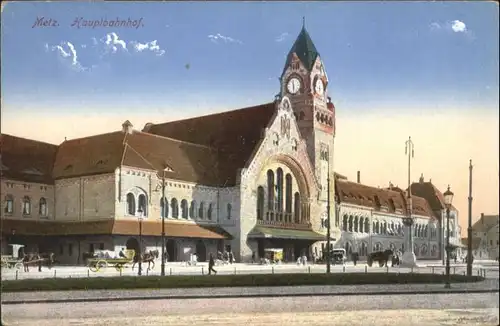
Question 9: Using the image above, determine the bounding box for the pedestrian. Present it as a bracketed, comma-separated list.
[229, 251, 234, 264]
[208, 253, 217, 275]
[251, 251, 256, 264]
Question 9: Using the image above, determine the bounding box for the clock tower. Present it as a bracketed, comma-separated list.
[280, 21, 336, 202]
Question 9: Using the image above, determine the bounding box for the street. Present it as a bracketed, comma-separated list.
[2, 260, 498, 281]
[2, 293, 499, 326]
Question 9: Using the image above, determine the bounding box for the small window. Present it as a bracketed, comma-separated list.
[227, 203, 232, 219]
[4, 195, 14, 214]
[22, 196, 31, 215]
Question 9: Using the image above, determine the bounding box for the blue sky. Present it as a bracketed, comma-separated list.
[2, 1, 499, 116]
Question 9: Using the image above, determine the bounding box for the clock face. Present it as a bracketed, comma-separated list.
[287, 77, 301, 94]
[315, 78, 324, 95]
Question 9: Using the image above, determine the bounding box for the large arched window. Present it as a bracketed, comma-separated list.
[126, 193, 135, 215]
[189, 201, 196, 219]
[364, 219, 370, 233]
[160, 197, 168, 218]
[359, 217, 364, 233]
[276, 168, 284, 212]
[348, 215, 353, 232]
[198, 202, 205, 219]
[138, 194, 147, 216]
[39, 197, 48, 217]
[22, 196, 31, 215]
[207, 203, 213, 220]
[257, 186, 264, 220]
[181, 199, 188, 219]
[293, 192, 301, 223]
[343, 215, 348, 231]
[285, 174, 292, 215]
[267, 170, 275, 211]
[171, 198, 179, 218]
[4, 195, 14, 214]
[353, 216, 358, 232]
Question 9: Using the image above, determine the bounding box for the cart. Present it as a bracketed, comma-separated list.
[87, 249, 135, 272]
[1, 244, 25, 270]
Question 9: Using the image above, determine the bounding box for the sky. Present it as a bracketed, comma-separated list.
[1, 1, 499, 234]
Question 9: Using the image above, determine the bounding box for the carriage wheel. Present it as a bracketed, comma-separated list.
[96, 260, 107, 271]
[14, 262, 23, 270]
[89, 262, 99, 273]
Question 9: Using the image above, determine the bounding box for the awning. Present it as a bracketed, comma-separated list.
[248, 225, 332, 241]
[1, 219, 232, 240]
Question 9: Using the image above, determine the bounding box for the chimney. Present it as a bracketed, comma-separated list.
[419, 173, 424, 183]
[357, 171, 360, 183]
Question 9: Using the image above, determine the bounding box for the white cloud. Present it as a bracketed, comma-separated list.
[208, 33, 243, 44]
[48, 41, 87, 72]
[429, 22, 441, 30]
[130, 40, 165, 56]
[101, 32, 127, 53]
[451, 20, 467, 33]
[275, 32, 289, 42]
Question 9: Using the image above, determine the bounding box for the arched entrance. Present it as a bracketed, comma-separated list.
[126, 238, 140, 257]
[166, 239, 176, 262]
[196, 241, 207, 262]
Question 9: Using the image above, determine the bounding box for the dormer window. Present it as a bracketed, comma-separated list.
[374, 195, 381, 209]
[388, 199, 396, 212]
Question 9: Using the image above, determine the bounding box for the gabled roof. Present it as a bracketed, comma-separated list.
[472, 214, 499, 233]
[52, 130, 222, 186]
[0, 134, 58, 184]
[143, 102, 277, 186]
[410, 179, 457, 213]
[335, 179, 434, 218]
[282, 26, 320, 76]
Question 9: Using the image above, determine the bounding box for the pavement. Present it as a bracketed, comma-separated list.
[2, 278, 498, 304]
[2, 260, 498, 281]
[2, 292, 499, 326]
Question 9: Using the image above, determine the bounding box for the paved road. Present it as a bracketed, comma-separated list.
[2, 261, 497, 280]
[3, 293, 499, 326]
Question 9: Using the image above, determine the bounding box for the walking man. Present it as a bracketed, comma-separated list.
[208, 253, 217, 275]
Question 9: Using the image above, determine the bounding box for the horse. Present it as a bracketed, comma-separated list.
[22, 252, 55, 272]
[132, 250, 159, 271]
[367, 249, 393, 267]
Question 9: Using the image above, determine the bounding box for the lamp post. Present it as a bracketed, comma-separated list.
[138, 209, 144, 276]
[443, 185, 454, 289]
[161, 170, 166, 277]
[326, 159, 331, 274]
[467, 160, 473, 276]
[401, 136, 417, 267]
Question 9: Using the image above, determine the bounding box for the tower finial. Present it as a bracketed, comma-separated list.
[302, 16, 305, 29]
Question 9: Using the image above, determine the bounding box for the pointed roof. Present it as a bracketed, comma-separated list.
[282, 23, 320, 76]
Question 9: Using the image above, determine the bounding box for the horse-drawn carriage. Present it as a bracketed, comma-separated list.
[1, 244, 24, 270]
[87, 249, 135, 272]
[367, 249, 400, 267]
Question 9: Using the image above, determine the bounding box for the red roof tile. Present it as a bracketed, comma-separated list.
[335, 179, 434, 218]
[1, 219, 232, 239]
[52, 130, 222, 185]
[410, 181, 457, 214]
[0, 134, 58, 184]
[143, 102, 277, 185]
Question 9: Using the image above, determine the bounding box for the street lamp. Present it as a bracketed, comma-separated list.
[137, 209, 144, 276]
[326, 159, 332, 274]
[401, 136, 417, 267]
[161, 170, 167, 277]
[443, 185, 454, 289]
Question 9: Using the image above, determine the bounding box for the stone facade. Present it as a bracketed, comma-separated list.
[336, 202, 441, 259]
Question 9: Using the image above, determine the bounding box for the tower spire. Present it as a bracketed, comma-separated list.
[302, 16, 305, 29]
